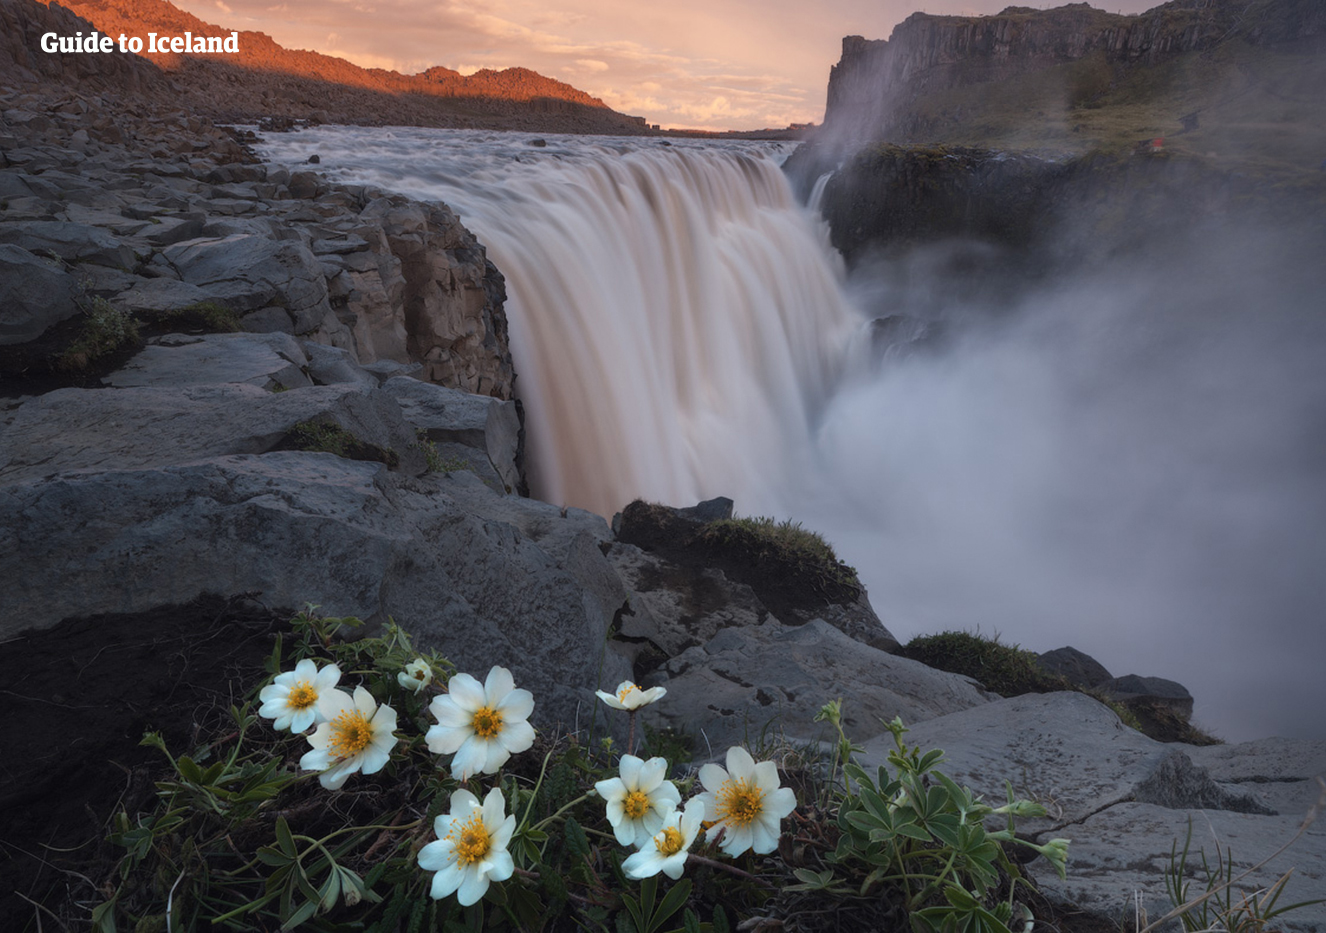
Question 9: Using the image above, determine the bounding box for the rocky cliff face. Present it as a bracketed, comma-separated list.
[823, 0, 1326, 143]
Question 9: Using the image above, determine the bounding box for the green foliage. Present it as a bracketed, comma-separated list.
[287, 421, 400, 467]
[58, 296, 140, 370]
[902, 631, 1070, 697]
[696, 515, 860, 602]
[829, 716, 1063, 933]
[136, 300, 242, 334]
[411, 431, 472, 474]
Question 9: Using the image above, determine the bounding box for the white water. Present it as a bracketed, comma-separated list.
[259, 128, 1326, 742]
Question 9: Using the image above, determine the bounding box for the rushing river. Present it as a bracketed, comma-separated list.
[259, 128, 1326, 743]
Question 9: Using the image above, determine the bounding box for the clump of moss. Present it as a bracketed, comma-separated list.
[410, 431, 471, 474]
[136, 300, 241, 334]
[285, 420, 399, 467]
[57, 298, 141, 371]
[900, 630, 1073, 697]
[694, 515, 861, 605]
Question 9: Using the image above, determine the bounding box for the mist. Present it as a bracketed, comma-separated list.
[794, 223, 1326, 741]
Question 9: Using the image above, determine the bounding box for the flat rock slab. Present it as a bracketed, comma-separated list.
[644, 617, 992, 754]
[1037, 802, 1326, 933]
[103, 332, 311, 389]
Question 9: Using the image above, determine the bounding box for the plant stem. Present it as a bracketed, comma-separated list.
[686, 854, 776, 889]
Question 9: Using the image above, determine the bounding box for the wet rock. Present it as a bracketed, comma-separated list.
[1037, 645, 1113, 689]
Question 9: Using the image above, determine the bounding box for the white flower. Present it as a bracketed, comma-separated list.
[418, 787, 516, 905]
[595, 680, 666, 711]
[398, 658, 433, 694]
[622, 798, 705, 880]
[593, 754, 682, 847]
[426, 666, 535, 781]
[298, 686, 398, 790]
[696, 746, 797, 857]
[258, 658, 343, 732]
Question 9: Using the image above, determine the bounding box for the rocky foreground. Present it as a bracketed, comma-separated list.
[2, 13, 1325, 933]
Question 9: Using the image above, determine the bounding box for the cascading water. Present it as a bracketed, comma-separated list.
[261, 129, 858, 517]
[259, 128, 1326, 742]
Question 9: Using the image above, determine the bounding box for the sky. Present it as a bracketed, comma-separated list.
[177, 0, 1161, 130]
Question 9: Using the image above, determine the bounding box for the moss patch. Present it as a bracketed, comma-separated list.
[901, 631, 1072, 697]
[135, 300, 242, 335]
[281, 420, 399, 468]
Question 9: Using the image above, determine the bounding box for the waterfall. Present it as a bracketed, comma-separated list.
[260, 130, 859, 516]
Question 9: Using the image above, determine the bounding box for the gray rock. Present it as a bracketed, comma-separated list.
[1105, 674, 1195, 719]
[361, 359, 423, 383]
[0, 219, 137, 268]
[1037, 646, 1113, 688]
[162, 234, 331, 330]
[1134, 750, 1275, 815]
[853, 693, 1326, 933]
[380, 375, 522, 494]
[111, 276, 212, 314]
[0, 243, 78, 344]
[0, 454, 630, 730]
[103, 332, 311, 390]
[644, 616, 991, 754]
[302, 341, 378, 390]
[0, 382, 426, 483]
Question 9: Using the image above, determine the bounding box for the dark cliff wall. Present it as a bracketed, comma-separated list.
[823, 0, 1326, 143]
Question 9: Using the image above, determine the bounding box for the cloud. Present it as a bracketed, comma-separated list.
[215, 0, 232, 11]
[573, 58, 609, 71]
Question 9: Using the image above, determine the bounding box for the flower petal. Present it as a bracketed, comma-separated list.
[429, 863, 463, 901]
[417, 839, 454, 872]
[447, 673, 485, 711]
[764, 786, 797, 820]
[749, 817, 779, 854]
[618, 754, 644, 789]
[595, 690, 626, 710]
[698, 762, 728, 794]
[483, 666, 516, 704]
[481, 738, 512, 775]
[487, 849, 514, 883]
[495, 687, 534, 721]
[456, 867, 490, 906]
[450, 735, 489, 781]
[725, 746, 756, 780]
[497, 718, 535, 754]
[636, 756, 667, 792]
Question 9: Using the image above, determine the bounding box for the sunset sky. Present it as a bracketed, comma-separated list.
[175, 0, 1159, 130]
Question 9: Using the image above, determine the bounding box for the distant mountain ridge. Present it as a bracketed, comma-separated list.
[30, 0, 649, 132]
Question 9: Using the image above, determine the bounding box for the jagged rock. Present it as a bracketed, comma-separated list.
[1134, 750, 1275, 815]
[102, 332, 312, 390]
[380, 375, 522, 494]
[162, 233, 334, 331]
[640, 617, 991, 754]
[1037, 646, 1113, 689]
[110, 276, 212, 313]
[1187, 738, 1326, 816]
[0, 243, 79, 344]
[302, 341, 379, 390]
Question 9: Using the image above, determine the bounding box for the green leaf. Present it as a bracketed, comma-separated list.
[565, 816, 591, 860]
[281, 897, 318, 931]
[652, 878, 692, 933]
[275, 817, 297, 857]
[683, 908, 703, 933]
[257, 846, 292, 867]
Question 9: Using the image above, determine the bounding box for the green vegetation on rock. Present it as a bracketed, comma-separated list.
[695, 515, 861, 604]
[286, 420, 399, 468]
[57, 297, 140, 371]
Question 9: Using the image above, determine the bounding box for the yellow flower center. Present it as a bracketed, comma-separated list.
[623, 790, 652, 819]
[716, 778, 765, 827]
[287, 680, 317, 710]
[655, 826, 685, 857]
[328, 709, 373, 759]
[617, 684, 639, 703]
[450, 813, 491, 865]
[471, 706, 502, 738]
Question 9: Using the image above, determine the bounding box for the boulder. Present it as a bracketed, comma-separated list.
[0, 455, 631, 732]
[1037, 646, 1113, 688]
[1104, 673, 1195, 719]
[0, 243, 79, 344]
[0, 382, 428, 484]
[162, 233, 332, 330]
[380, 375, 523, 494]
